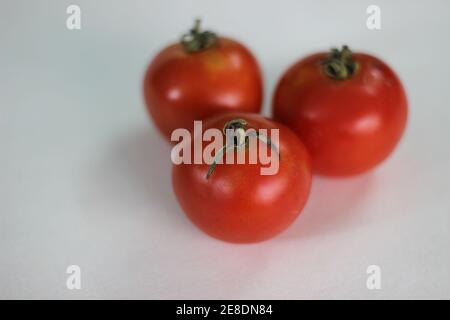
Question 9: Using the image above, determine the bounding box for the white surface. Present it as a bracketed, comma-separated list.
[1, 0, 450, 299]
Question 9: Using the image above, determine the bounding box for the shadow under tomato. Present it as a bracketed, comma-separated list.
[278, 173, 374, 241]
[82, 126, 197, 234]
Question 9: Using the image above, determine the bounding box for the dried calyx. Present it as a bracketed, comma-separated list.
[206, 119, 280, 180]
[181, 19, 217, 53]
[322, 45, 359, 80]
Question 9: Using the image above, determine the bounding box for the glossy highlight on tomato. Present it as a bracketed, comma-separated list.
[273, 46, 408, 176]
[144, 20, 263, 141]
[172, 113, 312, 243]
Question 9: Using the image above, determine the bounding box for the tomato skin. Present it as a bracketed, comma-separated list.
[172, 113, 311, 243]
[272, 52, 408, 176]
[143, 38, 263, 141]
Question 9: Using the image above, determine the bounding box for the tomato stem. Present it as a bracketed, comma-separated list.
[206, 119, 280, 180]
[181, 19, 217, 53]
[322, 45, 359, 80]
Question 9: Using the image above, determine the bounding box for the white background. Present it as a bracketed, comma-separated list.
[1, 0, 450, 299]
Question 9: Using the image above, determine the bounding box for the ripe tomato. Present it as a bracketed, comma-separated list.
[172, 113, 311, 243]
[273, 46, 408, 176]
[143, 20, 263, 141]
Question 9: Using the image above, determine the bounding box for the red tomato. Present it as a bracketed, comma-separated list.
[143, 20, 263, 141]
[172, 113, 311, 243]
[273, 46, 408, 176]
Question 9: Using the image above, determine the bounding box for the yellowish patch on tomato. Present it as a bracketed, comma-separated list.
[203, 51, 226, 73]
[294, 66, 314, 87]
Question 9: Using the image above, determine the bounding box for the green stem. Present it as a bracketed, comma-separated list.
[322, 45, 359, 80]
[206, 119, 280, 180]
[181, 19, 217, 53]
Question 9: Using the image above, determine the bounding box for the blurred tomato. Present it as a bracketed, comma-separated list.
[273, 46, 408, 176]
[144, 20, 263, 141]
